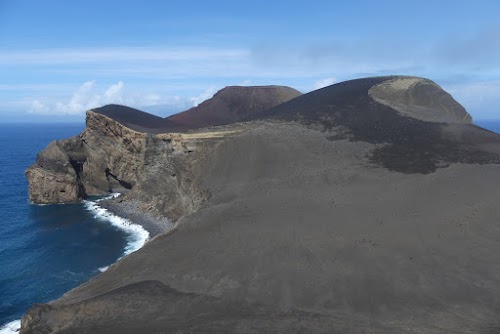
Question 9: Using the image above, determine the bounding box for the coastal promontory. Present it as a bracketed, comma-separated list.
[22, 76, 500, 333]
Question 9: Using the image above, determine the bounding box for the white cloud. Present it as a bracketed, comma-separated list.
[27, 81, 219, 116]
[312, 77, 337, 90]
[0, 45, 421, 81]
[28, 81, 133, 115]
[103, 81, 124, 103]
[0, 47, 249, 65]
[239, 79, 253, 86]
[190, 86, 218, 107]
[30, 100, 51, 114]
[4, 42, 500, 121]
[30, 81, 100, 115]
[444, 80, 500, 120]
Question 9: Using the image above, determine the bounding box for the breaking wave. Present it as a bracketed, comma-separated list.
[83, 194, 150, 258]
[0, 320, 20, 334]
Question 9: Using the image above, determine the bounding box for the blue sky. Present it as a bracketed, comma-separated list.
[0, 0, 499, 122]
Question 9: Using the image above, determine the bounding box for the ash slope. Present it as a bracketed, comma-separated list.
[22, 76, 500, 334]
[259, 76, 498, 173]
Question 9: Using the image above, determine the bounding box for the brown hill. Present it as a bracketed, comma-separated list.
[166, 85, 302, 128]
[92, 86, 302, 134]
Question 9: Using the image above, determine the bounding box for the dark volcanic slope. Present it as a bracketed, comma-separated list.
[94, 86, 301, 134]
[166, 85, 302, 128]
[259, 76, 500, 173]
[93, 104, 184, 134]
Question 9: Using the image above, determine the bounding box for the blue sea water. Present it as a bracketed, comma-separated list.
[475, 120, 500, 134]
[0, 120, 498, 332]
[0, 123, 149, 332]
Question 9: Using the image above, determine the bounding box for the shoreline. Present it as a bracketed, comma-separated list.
[1, 194, 173, 333]
[98, 197, 175, 238]
[0, 320, 20, 334]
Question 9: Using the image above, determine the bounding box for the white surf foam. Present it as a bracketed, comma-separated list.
[83, 194, 150, 266]
[0, 319, 20, 334]
[98, 266, 109, 272]
[1, 195, 148, 333]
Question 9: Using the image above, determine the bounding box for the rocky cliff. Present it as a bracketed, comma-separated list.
[22, 77, 500, 333]
[25, 85, 301, 217]
[25, 110, 245, 219]
[26, 112, 143, 203]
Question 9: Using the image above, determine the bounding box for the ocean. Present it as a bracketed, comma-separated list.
[0, 120, 499, 333]
[475, 120, 500, 134]
[0, 123, 149, 333]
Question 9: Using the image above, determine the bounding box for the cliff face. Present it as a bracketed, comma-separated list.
[26, 111, 144, 204]
[22, 77, 500, 333]
[25, 111, 234, 219]
[25, 137, 86, 203]
[25, 84, 301, 211]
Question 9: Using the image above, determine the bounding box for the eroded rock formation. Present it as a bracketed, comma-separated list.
[25, 85, 302, 218]
[25, 110, 242, 220]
